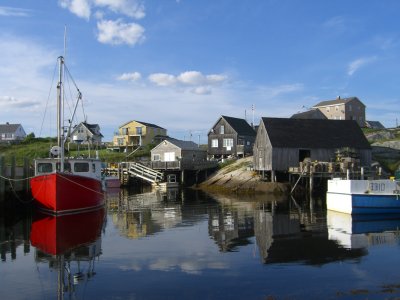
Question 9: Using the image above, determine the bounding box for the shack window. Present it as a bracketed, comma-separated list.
[153, 154, 161, 161]
[37, 163, 53, 173]
[74, 162, 89, 172]
[220, 125, 224, 134]
[223, 138, 233, 147]
[164, 152, 175, 162]
[211, 139, 218, 148]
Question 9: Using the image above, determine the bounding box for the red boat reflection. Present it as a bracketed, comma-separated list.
[30, 208, 105, 255]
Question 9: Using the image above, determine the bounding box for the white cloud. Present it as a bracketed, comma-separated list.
[0, 96, 39, 109]
[191, 86, 212, 95]
[59, 0, 145, 20]
[59, 0, 91, 20]
[148, 73, 177, 86]
[147, 71, 228, 95]
[177, 71, 205, 85]
[0, 6, 30, 17]
[347, 57, 376, 76]
[97, 19, 145, 45]
[117, 72, 141, 81]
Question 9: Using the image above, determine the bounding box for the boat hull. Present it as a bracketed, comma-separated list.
[327, 179, 400, 214]
[30, 172, 105, 215]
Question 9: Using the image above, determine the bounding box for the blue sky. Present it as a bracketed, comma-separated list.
[0, 0, 399, 143]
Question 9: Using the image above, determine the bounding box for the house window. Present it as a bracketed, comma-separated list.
[136, 127, 142, 135]
[153, 154, 161, 161]
[117, 138, 124, 146]
[122, 128, 128, 135]
[164, 152, 175, 162]
[246, 141, 250, 146]
[211, 139, 218, 148]
[223, 138, 233, 147]
[349, 105, 352, 111]
[220, 125, 224, 134]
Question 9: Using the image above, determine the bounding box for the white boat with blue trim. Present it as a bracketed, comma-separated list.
[327, 178, 400, 214]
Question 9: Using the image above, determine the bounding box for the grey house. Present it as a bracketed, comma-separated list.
[0, 123, 26, 143]
[151, 138, 207, 167]
[208, 116, 256, 159]
[253, 118, 371, 175]
[70, 122, 103, 146]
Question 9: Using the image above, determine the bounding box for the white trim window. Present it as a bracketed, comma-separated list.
[220, 125, 224, 134]
[211, 139, 218, 148]
[223, 138, 233, 148]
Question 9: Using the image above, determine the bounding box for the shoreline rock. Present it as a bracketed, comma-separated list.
[197, 157, 290, 195]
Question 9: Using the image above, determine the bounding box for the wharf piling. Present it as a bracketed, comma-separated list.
[0, 156, 31, 198]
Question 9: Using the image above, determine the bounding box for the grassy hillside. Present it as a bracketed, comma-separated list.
[0, 138, 153, 166]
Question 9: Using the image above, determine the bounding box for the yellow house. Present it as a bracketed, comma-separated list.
[112, 120, 167, 152]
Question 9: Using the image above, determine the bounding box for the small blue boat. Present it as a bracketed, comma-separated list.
[327, 178, 400, 214]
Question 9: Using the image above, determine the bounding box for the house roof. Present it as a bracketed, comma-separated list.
[120, 120, 165, 129]
[153, 138, 201, 151]
[261, 118, 371, 149]
[313, 96, 365, 108]
[0, 123, 21, 134]
[365, 121, 385, 129]
[72, 122, 104, 137]
[167, 138, 200, 150]
[291, 109, 327, 120]
[221, 116, 256, 136]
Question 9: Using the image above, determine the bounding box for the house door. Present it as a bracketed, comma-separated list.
[164, 152, 175, 162]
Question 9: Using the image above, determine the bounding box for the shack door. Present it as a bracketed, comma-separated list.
[299, 149, 311, 162]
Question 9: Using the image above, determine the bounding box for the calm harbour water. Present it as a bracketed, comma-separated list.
[2, 187, 400, 300]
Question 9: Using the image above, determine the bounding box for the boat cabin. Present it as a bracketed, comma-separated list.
[34, 158, 103, 181]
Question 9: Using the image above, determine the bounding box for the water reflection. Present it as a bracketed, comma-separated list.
[2, 189, 400, 298]
[327, 210, 400, 249]
[30, 209, 105, 299]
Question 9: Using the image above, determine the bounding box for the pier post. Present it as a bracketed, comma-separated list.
[24, 158, 30, 193]
[0, 156, 5, 196]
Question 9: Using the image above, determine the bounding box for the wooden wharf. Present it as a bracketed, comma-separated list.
[102, 160, 218, 187]
[288, 158, 382, 194]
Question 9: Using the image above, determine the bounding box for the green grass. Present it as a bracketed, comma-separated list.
[0, 138, 152, 166]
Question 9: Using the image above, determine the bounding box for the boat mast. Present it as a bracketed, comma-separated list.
[57, 56, 65, 171]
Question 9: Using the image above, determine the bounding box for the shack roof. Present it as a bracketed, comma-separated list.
[291, 109, 327, 120]
[221, 116, 256, 136]
[153, 138, 202, 151]
[261, 118, 371, 149]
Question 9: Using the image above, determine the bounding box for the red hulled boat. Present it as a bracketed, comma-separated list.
[30, 56, 104, 215]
